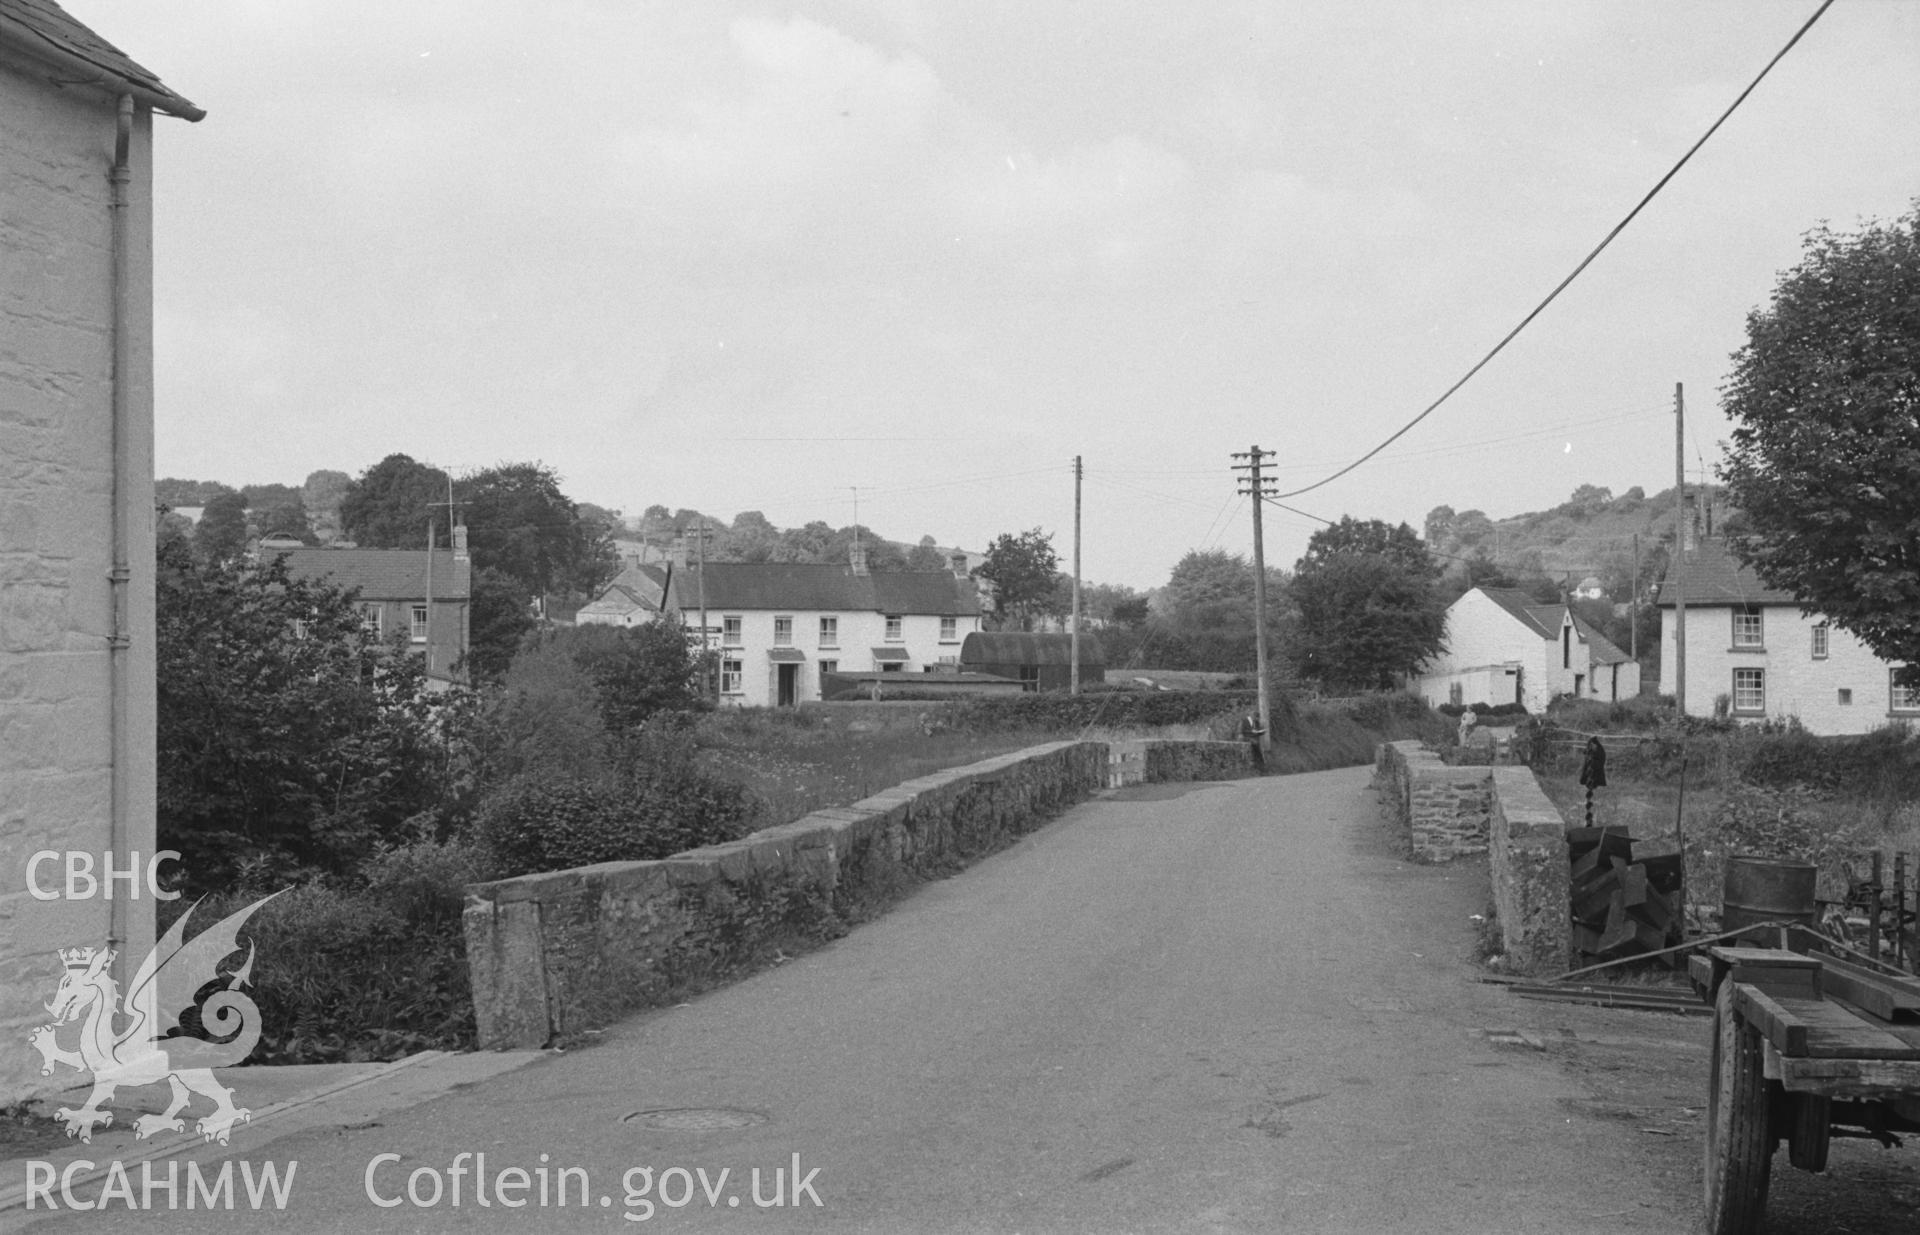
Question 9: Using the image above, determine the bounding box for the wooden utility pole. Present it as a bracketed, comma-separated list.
[1673, 383, 1687, 716]
[1230, 447, 1274, 753]
[1631, 532, 1641, 661]
[1071, 455, 1082, 696]
[697, 518, 713, 702]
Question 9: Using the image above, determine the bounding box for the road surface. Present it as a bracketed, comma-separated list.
[14, 766, 1716, 1233]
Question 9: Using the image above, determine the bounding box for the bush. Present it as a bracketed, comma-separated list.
[1692, 783, 1866, 907]
[161, 840, 490, 1064]
[474, 727, 757, 876]
[1436, 701, 1529, 720]
[954, 689, 1257, 733]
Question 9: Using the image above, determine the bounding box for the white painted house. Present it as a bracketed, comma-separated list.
[1412, 586, 1640, 713]
[580, 546, 983, 708]
[0, 0, 199, 1102]
[1657, 539, 1917, 734]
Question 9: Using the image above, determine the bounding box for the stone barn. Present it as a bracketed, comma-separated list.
[960, 632, 1105, 691]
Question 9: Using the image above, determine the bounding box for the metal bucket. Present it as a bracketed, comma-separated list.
[1722, 854, 1819, 935]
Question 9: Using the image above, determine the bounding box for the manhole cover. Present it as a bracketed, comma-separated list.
[620, 1107, 770, 1131]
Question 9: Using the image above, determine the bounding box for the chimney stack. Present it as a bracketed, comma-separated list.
[950, 550, 969, 579]
[670, 537, 689, 571]
[849, 542, 869, 577]
[452, 524, 469, 561]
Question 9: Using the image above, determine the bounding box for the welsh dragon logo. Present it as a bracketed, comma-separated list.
[28, 890, 284, 1145]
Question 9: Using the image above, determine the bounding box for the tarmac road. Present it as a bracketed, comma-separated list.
[11, 766, 1708, 1234]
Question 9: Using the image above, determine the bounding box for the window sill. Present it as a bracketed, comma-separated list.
[1728, 646, 1767, 654]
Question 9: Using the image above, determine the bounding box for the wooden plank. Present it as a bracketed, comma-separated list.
[1773, 995, 1914, 1059]
[1735, 984, 1809, 1056]
[1773, 1053, 1920, 1098]
[1688, 953, 1718, 994]
[1635, 851, 1684, 894]
[1817, 958, 1920, 1024]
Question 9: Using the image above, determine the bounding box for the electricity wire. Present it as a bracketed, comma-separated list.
[1275, 0, 1836, 501]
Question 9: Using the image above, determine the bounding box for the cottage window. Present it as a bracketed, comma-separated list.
[410, 605, 429, 642]
[1839, 688, 1854, 706]
[818, 616, 838, 648]
[721, 659, 743, 694]
[1811, 622, 1829, 659]
[818, 659, 837, 685]
[939, 616, 957, 642]
[361, 603, 382, 637]
[1732, 606, 1763, 649]
[1893, 671, 1920, 715]
[885, 615, 904, 642]
[773, 616, 793, 646]
[1732, 667, 1765, 714]
[722, 616, 743, 647]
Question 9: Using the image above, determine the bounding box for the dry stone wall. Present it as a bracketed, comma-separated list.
[1374, 741, 1571, 974]
[465, 741, 1108, 1048]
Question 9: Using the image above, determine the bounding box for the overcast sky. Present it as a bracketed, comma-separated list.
[79, 0, 1920, 589]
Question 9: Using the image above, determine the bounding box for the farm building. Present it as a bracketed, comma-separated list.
[960, 631, 1105, 691]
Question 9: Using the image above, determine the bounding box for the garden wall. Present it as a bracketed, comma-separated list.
[465, 741, 1108, 1048]
[1374, 741, 1571, 974]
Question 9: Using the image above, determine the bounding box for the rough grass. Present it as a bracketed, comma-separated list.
[693, 692, 1452, 830]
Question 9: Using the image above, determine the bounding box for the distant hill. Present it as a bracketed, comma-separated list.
[1424, 483, 1729, 602]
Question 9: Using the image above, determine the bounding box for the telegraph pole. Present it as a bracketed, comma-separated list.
[1673, 383, 1687, 716]
[697, 518, 713, 702]
[1071, 455, 1083, 696]
[1631, 532, 1641, 661]
[1230, 447, 1275, 752]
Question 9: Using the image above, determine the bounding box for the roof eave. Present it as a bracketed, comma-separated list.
[0, 12, 203, 120]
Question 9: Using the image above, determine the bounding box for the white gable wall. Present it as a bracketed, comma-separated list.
[1412, 590, 1538, 710]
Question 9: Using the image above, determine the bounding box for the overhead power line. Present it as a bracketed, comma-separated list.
[1276, 0, 1836, 501]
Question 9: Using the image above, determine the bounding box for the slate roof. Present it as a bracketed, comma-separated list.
[1574, 616, 1634, 666]
[1478, 587, 1561, 640]
[277, 548, 472, 601]
[960, 631, 1106, 666]
[579, 562, 668, 617]
[1653, 539, 1797, 608]
[0, 0, 202, 119]
[673, 564, 978, 616]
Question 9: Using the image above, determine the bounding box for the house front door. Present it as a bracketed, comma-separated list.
[777, 663, 798, 707]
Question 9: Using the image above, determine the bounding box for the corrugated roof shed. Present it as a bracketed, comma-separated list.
[277, 548, 471, 601]
[675, 564, 978, 616]
[960, 631, 1105, 666]
[1653, 539, 1796, 607]
[0, 0, 202, 118]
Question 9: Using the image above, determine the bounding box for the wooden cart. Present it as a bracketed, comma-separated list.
[1689, 932, 1920, 1235]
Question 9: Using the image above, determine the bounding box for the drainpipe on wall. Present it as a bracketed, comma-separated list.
[107, 95, 134, 970]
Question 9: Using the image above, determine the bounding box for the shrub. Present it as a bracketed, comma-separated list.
[161, 842, 489, 1064]
[1437, 701, 1529, 719]
[473, 729, 757, 877]
[1692, 783, 1865, 907]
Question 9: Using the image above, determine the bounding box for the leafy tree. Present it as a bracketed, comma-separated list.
[824, 525, 907, 572]
[1422, 505, 1456, 546]
[1719, 204, 1920, 686]
[340, 454, 450, 548]
[301, 469, 353, 514]
[905, 536, 946, 572]
[1297, 516, 1438, 579]
[554, 621, 707, 736]
[241, 482, 301, 509]
[1290, 552, 1446, 692]
[156, 478, 235, 508]
[194, 491, 250, 565]
[254, 499, 314, 543]
[772, 521, 834, 563]
[1156, 548, 1289, 672]
[458, 462, 614, 599]
[465, 566, 537, 681]
[973, 528, 1061, 630]
[156, 545, 457, 891]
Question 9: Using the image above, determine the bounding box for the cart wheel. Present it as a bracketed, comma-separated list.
[1703, 983, 1775, 1235]
[1787, 1094, 1831, 1172]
